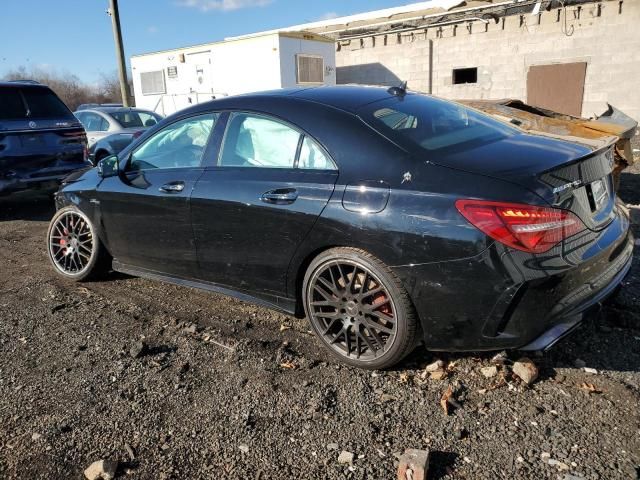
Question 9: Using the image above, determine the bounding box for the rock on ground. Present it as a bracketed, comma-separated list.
[512, 357, 539, 385]
[337, 450, 354, 465]
[83, 460, 118, 480]
[397, 448, 429, 480]
[480, 365, 498, 378]
[425, 359, 444, 372]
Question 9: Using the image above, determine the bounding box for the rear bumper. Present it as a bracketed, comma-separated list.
[393, 203, 634, 351]
[0, 164, 89, 195]
[519, 250, 631, 351]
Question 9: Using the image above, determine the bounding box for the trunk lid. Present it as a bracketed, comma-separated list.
[0, 125, 88, 178]
[433, 132, 617, 231]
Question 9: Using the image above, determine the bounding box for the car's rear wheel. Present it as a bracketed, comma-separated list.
[46, 206, 110, 281]
[303, 248, 417, 369]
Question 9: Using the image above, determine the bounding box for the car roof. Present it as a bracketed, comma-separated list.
[246, 85, 405, 113]
[179, 85, 409, 118]
[0, 81, 49, 89]
[75, 107, 156, 114]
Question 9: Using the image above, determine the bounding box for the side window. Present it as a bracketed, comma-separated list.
[75, 112, 87, 128]
[99, 116, 110, 132]
[129, 113, 217, 171]
[84, 113, 108, 132]
[220, 113, 300, 168]
[298, 136, 336, 170]
[138, 112, 159, 127]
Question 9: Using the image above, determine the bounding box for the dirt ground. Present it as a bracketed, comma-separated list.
[1, 140, 639, 479]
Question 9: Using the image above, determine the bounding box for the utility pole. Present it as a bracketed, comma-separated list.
[108, 0, 130, 106]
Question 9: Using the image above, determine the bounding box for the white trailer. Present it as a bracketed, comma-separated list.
[130, 31, 336, 116]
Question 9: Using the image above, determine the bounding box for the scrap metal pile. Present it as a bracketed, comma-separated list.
[465, 99, 638, 187]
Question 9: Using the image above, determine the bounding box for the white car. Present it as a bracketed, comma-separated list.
[74, 107, 163, 147]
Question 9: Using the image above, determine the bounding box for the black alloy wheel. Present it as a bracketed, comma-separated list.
[304, 248, 417, 369]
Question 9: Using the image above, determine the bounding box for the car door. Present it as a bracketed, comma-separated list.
[97, 112, 219, 277]
[191, 111, 338, 297]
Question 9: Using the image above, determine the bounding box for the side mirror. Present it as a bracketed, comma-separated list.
[97, 155, 119, 178]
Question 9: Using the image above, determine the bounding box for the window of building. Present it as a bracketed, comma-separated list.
[452, 67, 478, 85]
[140, 70, 166, 95]
[296, 55, 324, 84]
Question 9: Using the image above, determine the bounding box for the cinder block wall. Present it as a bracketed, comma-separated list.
[335, 1, 640, 121]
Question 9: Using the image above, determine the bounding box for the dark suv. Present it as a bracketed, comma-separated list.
[0, 81, 90, 196]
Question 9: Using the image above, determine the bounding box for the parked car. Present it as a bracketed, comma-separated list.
[76, 103, 123, 111]
[47, 86, 633, 369]
[73, 107, 162, 150]
[0, 81, 89, 197]
[89, 130, 146, 165]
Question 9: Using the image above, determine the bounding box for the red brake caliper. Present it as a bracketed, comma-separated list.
[60, 228, 69, 253]
[372, 293, 392, 317]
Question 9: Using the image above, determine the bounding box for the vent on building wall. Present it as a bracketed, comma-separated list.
[296, 54, 324, 84]
[140, 70, 166, 95]
[452, 67, 478, 85]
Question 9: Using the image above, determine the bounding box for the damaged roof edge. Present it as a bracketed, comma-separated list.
[299, 0, 619, 39]
[225, 0, 466, 41]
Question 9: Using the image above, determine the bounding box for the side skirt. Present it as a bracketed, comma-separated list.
[112, 260, 298, 317]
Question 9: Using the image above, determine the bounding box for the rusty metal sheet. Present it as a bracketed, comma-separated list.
[459, 99, 638, 187]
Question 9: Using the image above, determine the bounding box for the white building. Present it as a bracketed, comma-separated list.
[131, 31, 336, 116]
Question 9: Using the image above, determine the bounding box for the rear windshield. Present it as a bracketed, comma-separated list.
[0, 87, 28, 119]
[361, 94, 517, 153]
[110, 110, 161, 128]
[0, 86, 72, 120]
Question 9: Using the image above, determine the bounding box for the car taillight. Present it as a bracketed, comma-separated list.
[455, 199, 585, 253]
[132, 130, 144, 140]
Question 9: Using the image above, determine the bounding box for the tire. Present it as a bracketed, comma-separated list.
[46, 206, 111, 282]
[303, 247, 418, 369]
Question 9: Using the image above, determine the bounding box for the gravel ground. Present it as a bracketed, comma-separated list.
[0, 137, 639, 479]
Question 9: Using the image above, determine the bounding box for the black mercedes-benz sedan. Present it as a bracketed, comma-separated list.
[46, 86, 633, 369]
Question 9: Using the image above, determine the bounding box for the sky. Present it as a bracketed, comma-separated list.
[2, 0, 421, 84]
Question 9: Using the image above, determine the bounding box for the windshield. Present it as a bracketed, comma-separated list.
[110, 110, 161, 128]
[361, 94, 517, 154]
[0, 86, 72, 120]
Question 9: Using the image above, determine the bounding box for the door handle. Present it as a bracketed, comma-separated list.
[159, 181, 185, 193]
[260, 188, 298, 205]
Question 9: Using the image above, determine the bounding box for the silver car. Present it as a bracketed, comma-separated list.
[74, 107, 162, 147]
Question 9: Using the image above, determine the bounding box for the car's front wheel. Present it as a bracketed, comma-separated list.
[46, 206, 110, 281]
[303, 247, 418, 369]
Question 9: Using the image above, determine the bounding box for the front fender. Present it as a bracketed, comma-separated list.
[54, 168, 113, 257]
